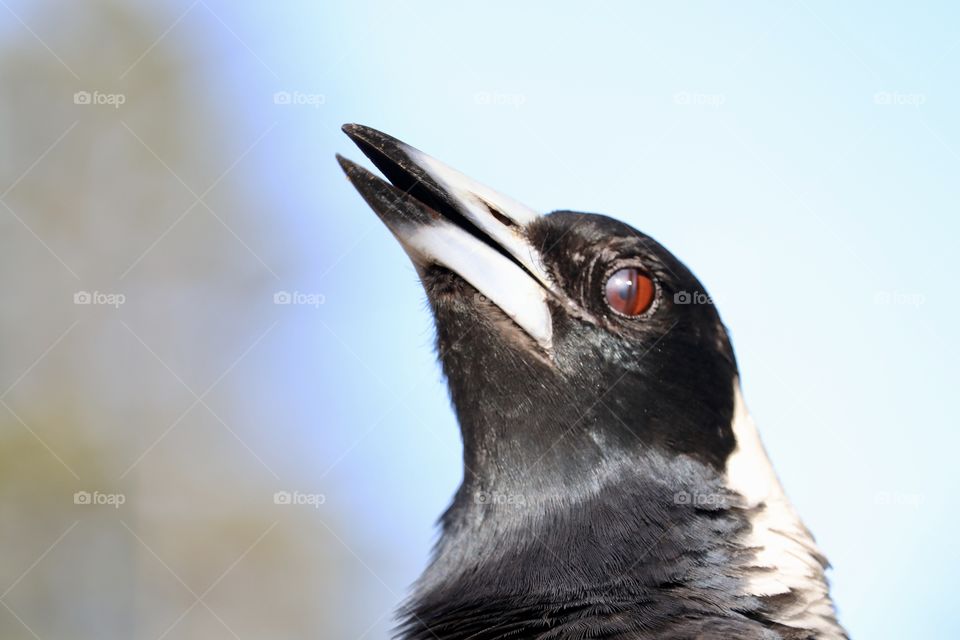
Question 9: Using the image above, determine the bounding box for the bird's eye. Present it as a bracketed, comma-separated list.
[604, 268, 655, 316]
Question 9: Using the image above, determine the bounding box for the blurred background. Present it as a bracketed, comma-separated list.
[0, 1, 956, 638]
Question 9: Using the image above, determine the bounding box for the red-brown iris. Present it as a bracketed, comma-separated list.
[604, 268, 655, 316]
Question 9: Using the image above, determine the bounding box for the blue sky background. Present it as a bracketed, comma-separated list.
[3, 1, 958, 638]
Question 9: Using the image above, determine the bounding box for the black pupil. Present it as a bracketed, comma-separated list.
[614, 271, 635, 302]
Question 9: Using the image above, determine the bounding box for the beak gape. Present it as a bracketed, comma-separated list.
[338, 124, 555, 350]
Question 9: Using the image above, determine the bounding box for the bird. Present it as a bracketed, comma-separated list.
[336, 124, 847, 640]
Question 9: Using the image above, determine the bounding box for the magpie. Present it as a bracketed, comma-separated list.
[337, 124, 846, 640]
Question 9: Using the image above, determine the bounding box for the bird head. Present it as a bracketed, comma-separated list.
[337, 124, 738, 491]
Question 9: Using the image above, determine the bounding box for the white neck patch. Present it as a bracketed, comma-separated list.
[725, 382, 846, 639]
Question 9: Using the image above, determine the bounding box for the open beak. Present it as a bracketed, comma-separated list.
[337, 124, 554, 350]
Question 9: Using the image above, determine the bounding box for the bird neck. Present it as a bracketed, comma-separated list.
[398, 385, 846, 639]
[722, 384, 847, 639]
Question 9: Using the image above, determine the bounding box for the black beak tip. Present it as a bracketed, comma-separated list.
[340, 123, 411, 157]
[341, 122, 380, 147]
[335, 154, 371, 187]
[335, 153, 382, 193]
[335, 152, 355, 174]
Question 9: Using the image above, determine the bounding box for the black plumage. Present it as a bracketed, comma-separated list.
[337, 125, 846, 640]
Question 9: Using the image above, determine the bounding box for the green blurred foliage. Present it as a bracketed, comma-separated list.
[0, 2, 347, 638]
